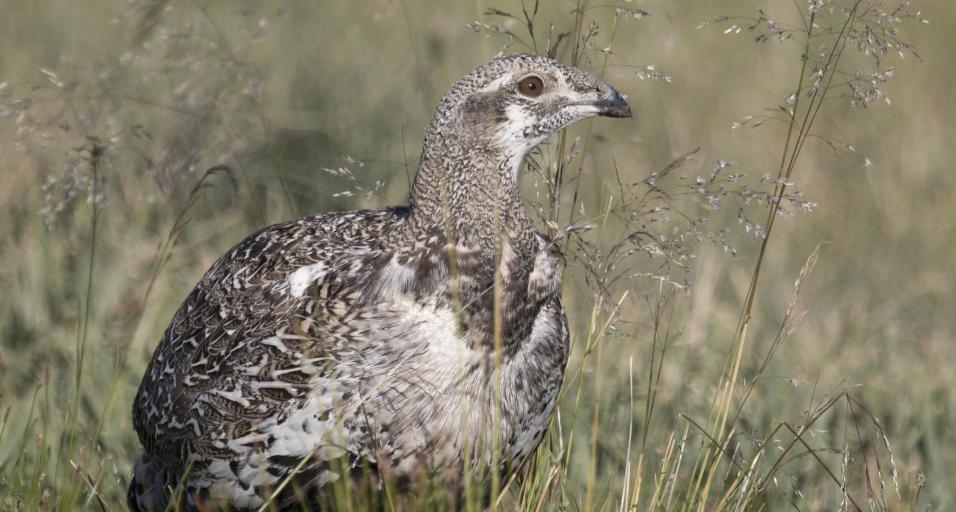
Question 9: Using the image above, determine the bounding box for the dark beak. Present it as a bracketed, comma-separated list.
[595, 85, 632, 118]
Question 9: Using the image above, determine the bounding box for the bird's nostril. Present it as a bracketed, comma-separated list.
[574, 84, 603, 95]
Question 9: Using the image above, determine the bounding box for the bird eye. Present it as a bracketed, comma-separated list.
[517, 75, 545, 97]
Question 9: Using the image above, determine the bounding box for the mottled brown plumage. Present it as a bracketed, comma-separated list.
[129, 53, 631, 511]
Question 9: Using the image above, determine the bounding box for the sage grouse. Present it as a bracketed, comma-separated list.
[129, 53, 631, 510]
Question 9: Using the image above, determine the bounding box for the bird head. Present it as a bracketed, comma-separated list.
[432, 53, 632, 161]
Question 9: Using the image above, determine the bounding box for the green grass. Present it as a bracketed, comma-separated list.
[1, 0, 953, 510]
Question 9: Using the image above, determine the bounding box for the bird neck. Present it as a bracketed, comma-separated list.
[408, 131, 538, 259]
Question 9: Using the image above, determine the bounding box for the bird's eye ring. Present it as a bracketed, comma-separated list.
[517, 75, 545, 97]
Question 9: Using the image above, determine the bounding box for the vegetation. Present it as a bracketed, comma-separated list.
[0, 0, 948, 510]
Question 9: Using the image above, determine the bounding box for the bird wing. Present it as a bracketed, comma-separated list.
[131, 207, 409, 463]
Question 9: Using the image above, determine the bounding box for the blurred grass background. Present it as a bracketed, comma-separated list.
[1, 0, 953, 509]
